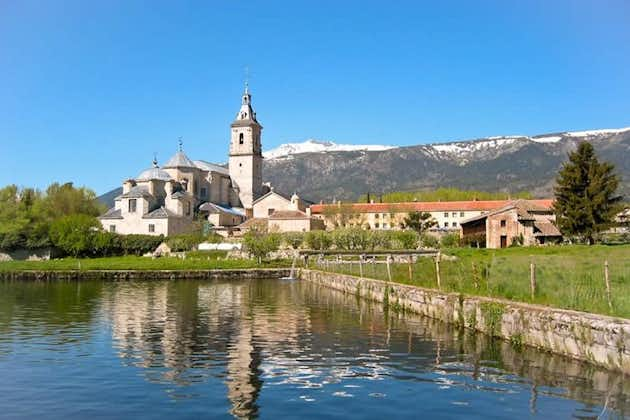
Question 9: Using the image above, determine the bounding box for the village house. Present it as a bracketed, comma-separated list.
[459, 199, 561, 248]
[234, 190, 325, 234]
[309, 199, 554, 233]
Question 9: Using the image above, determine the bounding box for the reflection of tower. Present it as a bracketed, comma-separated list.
[226, 316, 263, 418]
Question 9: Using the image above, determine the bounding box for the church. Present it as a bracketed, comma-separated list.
[98, 85, 320, 236]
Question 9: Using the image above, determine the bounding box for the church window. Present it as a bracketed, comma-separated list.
[500, 219, 506, 228]
[239, 133, 244, 145]
[268, 208, 275, 216]
[109, 225, 116, 233]
[148, 224, 155, 233]
[128, 199, 137, 213]
[186, 202, 191, 216]
[200, 187, 207, 197]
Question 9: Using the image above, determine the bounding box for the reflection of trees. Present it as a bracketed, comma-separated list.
[0, 280, 102, 347]
[100, 278, 630, 418]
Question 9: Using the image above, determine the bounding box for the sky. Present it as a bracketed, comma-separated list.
[1, 0, 629, 195]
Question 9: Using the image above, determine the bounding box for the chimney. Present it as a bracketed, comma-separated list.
[123, 179, 136, 194]
[306, 207, 312, 217]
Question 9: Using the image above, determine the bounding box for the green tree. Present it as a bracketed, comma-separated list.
[282, 232, 305, 249]
[49, 214, 101, 257]
[402, 211, 437, 235]
[304, 231, 332, 250]
[242, 229, 281, 262]
[554, 142, 623, 244]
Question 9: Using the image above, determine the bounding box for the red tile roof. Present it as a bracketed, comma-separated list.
[310, 199, 553, 214]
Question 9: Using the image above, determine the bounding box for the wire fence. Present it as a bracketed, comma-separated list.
[307, 250, 630, 318]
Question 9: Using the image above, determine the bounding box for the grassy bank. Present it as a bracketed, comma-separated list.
[310, 245, 630, 318]
[0, 252, 290, 271]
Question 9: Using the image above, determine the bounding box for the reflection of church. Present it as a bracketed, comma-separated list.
[103, 280, 311, 417]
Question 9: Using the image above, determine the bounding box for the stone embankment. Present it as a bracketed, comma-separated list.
[0, 268, 291, 281]
[300, 269, 630, 374]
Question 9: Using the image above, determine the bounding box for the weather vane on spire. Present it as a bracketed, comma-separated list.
[178, 137, 183, 152]
[244, 65, 249, 94]
[152, 152, 158, 167]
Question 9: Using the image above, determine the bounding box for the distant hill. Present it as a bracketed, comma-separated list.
[97, 127, 630, 208]
[97, 187, 122, 209]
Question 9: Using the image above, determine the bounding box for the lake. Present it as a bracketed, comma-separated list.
[0, 278, 628, 419]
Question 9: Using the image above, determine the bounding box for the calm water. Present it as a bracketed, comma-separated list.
[0, 278, 628, 419]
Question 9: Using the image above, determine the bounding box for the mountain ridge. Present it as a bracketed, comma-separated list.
[98, 126, 630, 207]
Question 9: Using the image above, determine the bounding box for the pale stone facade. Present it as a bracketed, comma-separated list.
[236, 191, 323, 233]
[99, 86, 266, 236]
[310, 200, 554, 233]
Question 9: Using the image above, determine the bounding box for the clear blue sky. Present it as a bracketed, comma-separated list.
[1, 0, 629, 194]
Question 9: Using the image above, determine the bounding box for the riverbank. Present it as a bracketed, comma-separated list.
[309, 244, 630, 318]
[0, 253, 290, 272]
[300, 269, 630, 374]
[0, 268, 291, 281]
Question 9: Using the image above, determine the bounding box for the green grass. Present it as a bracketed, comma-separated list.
[311, 244, 630, 319]
[0, 254, 290, 271]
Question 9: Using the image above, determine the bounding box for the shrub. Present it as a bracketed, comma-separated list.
[120, 234, 164, 256]
[461, 233, 486, 248]
[92, 231, 122, 256]
[420, 233, 439, 249]
[242, 229, 281, 261]
[282, 232, 305, 249]
[332, 228, 370, 250]
[391, 230, 419, 249]
[166, 233, 205, 252]
[49, 214, 101, 257]
[367, 230, 392, 250]
[304, 231, 332, 250]
[440, 233, 460, 248]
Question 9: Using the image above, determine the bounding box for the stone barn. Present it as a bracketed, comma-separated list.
[460, 200, 561, 248]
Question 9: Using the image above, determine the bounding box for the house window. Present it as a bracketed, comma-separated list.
[444, 222, 449, 227]
[128, 199, 137, 213]
[452, 222, 457, 227]
[460, 212, 465, 217]
[500, 220, 506, 228]
[239, 133, 244, 144]
[374, 214, 379, 219]
[444, 212, 449, 217]
[383, 223, 388, 229]
[148, 224, 155, 233]
[452, 212, 457, 217]
[200, 187, 207, 197]
[375, 222, 379, 228]
[268, 208, 275, 216]
[109, 225, 116, 233]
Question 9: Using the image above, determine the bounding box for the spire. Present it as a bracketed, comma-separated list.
[244, 66, 249, 95]
[178, 137, 183, 152]
[152, 153, 158, 168]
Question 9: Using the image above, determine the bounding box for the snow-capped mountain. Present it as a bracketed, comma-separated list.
[263, 139, 396, 159]
[263, 126, 630, 201]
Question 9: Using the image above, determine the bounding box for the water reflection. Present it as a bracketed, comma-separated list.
[0, 278, 629, 419]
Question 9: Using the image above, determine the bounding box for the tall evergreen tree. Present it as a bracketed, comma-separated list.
[553, 142, 622, 244]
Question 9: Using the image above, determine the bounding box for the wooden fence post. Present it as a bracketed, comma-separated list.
[435, 251, 441, 289]
[408, 255, 413, 281]
[530, 262, 536, 300]
[386, 255, 392, 282]
[605, 260, 612, 309]
[359, 255, 364, 279]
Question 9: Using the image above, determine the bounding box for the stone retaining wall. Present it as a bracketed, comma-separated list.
[0, 268, 291, 282]
[300, 269, 630, 375]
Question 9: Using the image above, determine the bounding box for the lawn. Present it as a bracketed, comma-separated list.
[0, 251, 290, 272]
[310, 244, 630, 319]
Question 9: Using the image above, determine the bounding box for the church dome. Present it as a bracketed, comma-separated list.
[163, 139, 196, 169]
[136, 158, 172, 181]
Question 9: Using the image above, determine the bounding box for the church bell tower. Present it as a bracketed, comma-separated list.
[228, 83, 263, 213]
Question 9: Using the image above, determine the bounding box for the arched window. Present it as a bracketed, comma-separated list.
[239, 133, 244, 145]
